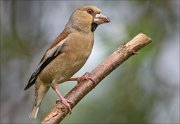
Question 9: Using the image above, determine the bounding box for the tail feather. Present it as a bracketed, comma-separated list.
[29, 80, 49, 119]
[29, 106, 39, 119]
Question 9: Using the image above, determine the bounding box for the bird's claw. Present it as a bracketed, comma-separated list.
[76, 72, 95, 84]
[68, 72, 95, 84]
[56, 98, 72, 114]
[84, 72, 96, 84]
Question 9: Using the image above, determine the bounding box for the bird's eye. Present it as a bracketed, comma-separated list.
[87, 9, 93, 14]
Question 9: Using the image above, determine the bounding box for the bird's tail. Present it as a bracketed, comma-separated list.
[29, 82, 49, 119]
[29, 106, 40, 119]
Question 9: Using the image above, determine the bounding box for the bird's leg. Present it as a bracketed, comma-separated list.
[68, 72, 95, 84]
[52, 85, 72, 113]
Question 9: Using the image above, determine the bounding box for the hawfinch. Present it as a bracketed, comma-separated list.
[24, 6, 110, 119]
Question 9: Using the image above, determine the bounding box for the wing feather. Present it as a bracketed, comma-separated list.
[24, 30, 70, 90]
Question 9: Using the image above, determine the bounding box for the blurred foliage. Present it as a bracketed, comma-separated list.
[0, 0, 179, 123]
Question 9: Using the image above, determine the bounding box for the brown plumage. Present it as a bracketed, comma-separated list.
[24, 6, 110, 119]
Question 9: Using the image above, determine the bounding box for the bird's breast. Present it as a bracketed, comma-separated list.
[39, 32, 94, 85]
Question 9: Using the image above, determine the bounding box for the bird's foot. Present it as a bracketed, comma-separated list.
[69, 72, 95, 84]
[56, 98, 72, 114]
[52, 85, 72, 114]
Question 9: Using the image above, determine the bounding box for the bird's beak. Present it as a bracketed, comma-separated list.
[93, 13, 110, 25]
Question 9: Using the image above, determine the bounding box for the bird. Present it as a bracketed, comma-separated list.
[24, 5, 110, 119]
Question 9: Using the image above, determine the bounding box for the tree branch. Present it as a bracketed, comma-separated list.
[41, 33, 152, 124]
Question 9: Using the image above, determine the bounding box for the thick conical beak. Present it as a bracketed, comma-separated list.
[93, 13, 110, 25]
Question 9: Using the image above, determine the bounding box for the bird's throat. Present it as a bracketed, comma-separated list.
[91, 23, 98, 32]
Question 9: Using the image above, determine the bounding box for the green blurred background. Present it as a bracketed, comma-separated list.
[0, 0, 179, 123]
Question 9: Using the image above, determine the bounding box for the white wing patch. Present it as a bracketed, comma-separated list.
[39, 38, 66, 66]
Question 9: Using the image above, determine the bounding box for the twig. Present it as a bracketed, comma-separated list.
[41, 33, 152, 124]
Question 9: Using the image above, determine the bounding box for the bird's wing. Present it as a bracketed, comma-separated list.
[24, 30, 70, 90]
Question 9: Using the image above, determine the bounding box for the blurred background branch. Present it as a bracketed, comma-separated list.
[0, 0, 179, 123]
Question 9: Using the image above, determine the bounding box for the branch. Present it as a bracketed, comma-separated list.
[41, 33, 152, 124]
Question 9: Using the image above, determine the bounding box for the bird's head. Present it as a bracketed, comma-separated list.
[67, 6, 110, 32]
